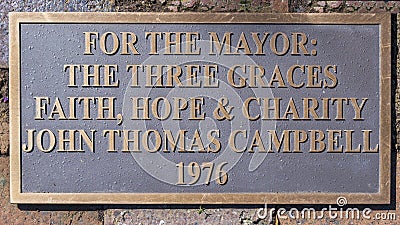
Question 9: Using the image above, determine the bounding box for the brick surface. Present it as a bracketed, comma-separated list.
[292, 0, 400, 13]
[271, 0, 289, 12]
[0, 69, 8, 155]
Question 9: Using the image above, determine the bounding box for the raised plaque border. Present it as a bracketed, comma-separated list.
[9, 12, 391, 204]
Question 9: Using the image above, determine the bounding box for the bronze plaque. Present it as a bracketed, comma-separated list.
[9, 13, 391, 204]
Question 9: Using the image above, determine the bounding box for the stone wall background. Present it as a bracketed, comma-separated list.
[0, 1, 399, 224]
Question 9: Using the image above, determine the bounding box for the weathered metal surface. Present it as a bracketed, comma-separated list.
[9, 12, 391, 204]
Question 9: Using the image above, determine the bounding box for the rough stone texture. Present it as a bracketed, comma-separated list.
[290, 0, 400, 13]
[1, 0, 400, 224]
[103, 208, 272, 225]
[0, 69, 8, 155]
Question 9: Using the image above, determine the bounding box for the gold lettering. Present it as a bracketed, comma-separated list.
[103, 65, 119, 87]
[57, 130, 79, 152]
[251, 32, 269, 55]
[189, 97, 205, 120]
[209, 32, 233, 55]
[249, 130, 266, 153]
[103, 129, 120, 152]
[185, 32, 200, 55]
[166, 65, 183, 87]
[37, 129, 56, 152]
[293, 130, 307, 152]
[287, 65, 305, 88]
[243, 97, 260, 120]
[189, 129, 205, 152]
[204, 65, 219, 87]
[270, 32, 289, 56]
[306, 65, 322, 88]
[142, 130, 161, 153]
[165, 32, 182, 54]
[349, 98, 368, 120]
[83, 32, 98, 55]
[207, 130, 221, 153]
[269, 65, 286, 87]
[68, 97, 77, 120]
[145, 32, 162, 55]
[303, 98, 319, 120]
[22, 129, 35, 153]
[78, 97, 95, 120]
[234, 32, 251, 54]
[262, 98, 281, 120]
[173, 97, 188, 120]
[127, 64, 141, 87]
[332, 98, 347, 120]
[99, 32, 119, 55]
[82, 64, 101, 87]
[282, 98, 300, 120]
[151, 97, 171, 120]
[48, 97, 67, 120]
[97, 97, 116, 120]
[131, 97, 150, 120]
[185, 65, 201, 87]
[344, 130, 361, 153]
[327, 130, 343, 153]
[249, 65, 267, 88]
[122, 130, 140, 152]
[229, 130, 247, 153]
[268, 130, 290, 153]
[323, 65, 338, 88]
[309, 130, 325, 152]
[163, 130, 186, 152]
[64, 64, 80, 87]
[120, 32, 139, 55]
[227, 65, 246, 88]
[145, 65, 163, 87]
[34, 97, 49, 120]
[362, 130, 379, 153]
[291, 32, 309, 55]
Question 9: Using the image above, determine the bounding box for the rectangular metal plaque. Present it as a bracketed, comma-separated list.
[10, 13, 391, 204]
